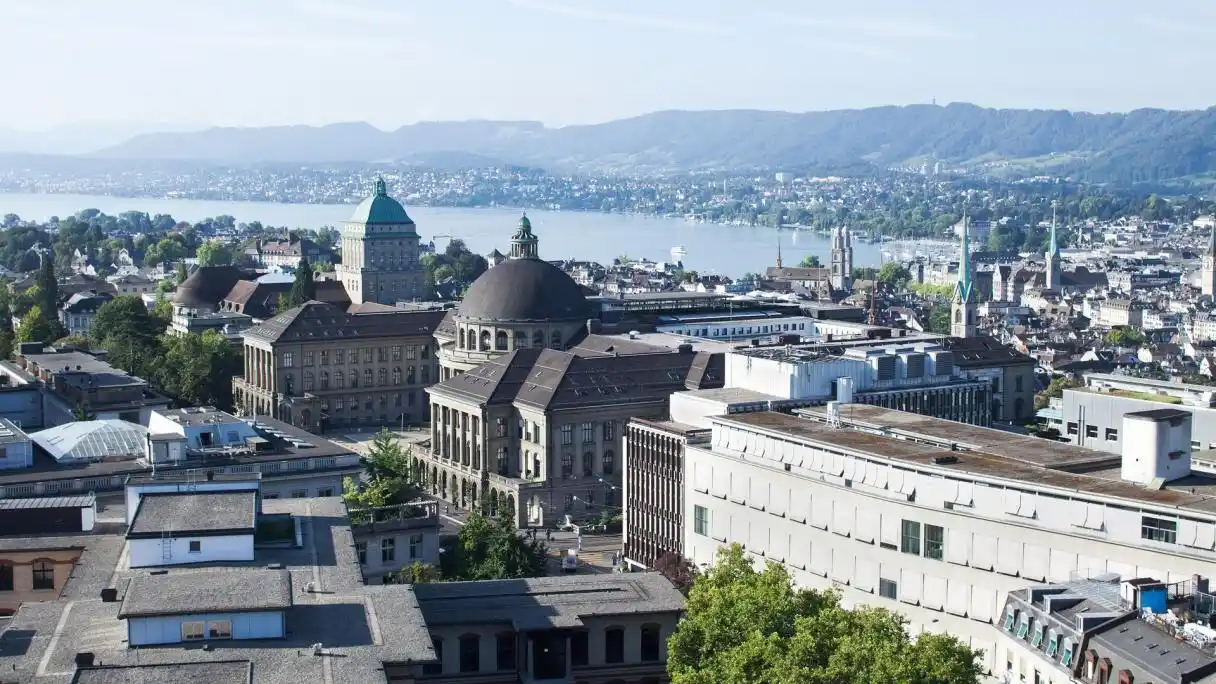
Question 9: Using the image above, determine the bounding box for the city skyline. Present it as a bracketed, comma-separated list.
[1, 0, 1214, 134]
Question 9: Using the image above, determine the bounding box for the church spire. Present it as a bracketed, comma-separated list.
[1208, 222, 1216, 257]
[951, 212, 977, 338]
[776, 234, 783, 268]
[1049, 203, 1059, 256]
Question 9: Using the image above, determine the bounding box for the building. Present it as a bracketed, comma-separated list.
[0, 494, 685, 683]
[952, 216, 979, 339]
[107, 273, 155, 296]
[829, 226, 854, 291]
[0, 412, 359, 501]
[349, 500, 442, 584]
[58, 291, 112, 336]
[941, 335, 1038, 423]
[680, 403, 1216, 683]
[1062, 373, 1216, 454]
[246, 236, 332, 269]
[0, 533, 99, 617]
[234, 301, 445, 432]
[1204, 223, 1216, 299]
[13, 345, 172, 425]
[435, 214, 593, 380]
[119, 568, 292, 646]
[1099, 299, 1144, 328]
[335, 178, 425, 305]
[424, 342, 723, 527]
[126, 490, 258, 568]
[0, 418, 32, 469]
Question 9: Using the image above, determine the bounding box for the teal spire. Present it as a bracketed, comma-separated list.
[954, 213, 973, 302]
[1049, 203, 1059, 256]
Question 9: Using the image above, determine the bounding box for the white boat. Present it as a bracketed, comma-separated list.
[670, 245, 687, 260]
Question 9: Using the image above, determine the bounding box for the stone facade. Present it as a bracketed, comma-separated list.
[336, 178, 425, 305]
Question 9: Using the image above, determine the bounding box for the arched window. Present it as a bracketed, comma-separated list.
[550, 330, 562, 349]
[514, 330, 526, 349]
[459, 328, 466, 349]
[31, 560, 54, 590]
[319, 372, 329, 390]
[532, 330, 545, 347]
[495, 330, 508, 351]
[604, 626, 625, 663]
[459, 633, 480, 673]
[335, 371, 345, 389]
[954, 309, 962, 323]
[480, 330, 491, 351]
[640, 623, 662, 662]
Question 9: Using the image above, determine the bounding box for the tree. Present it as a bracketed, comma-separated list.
[440, 511, 547, 581]
[156, 331, 242, 409]
[0, 289, 14, 359]
[1035, 376, 1083, 410]
[196, 239, 234, 266]
[653, 552, 696, 595]
[35, 257, 58, 317]
[798, 255, 822, 268]
[287, 258, 316, 307]
[175, 262, 189, 284]
[15, 306, 53, 343]
[1104, 327, 1146, 348]
[928, 303, 952, 334]
[89, 296, 167, 375]
[851, 267, 878, 281]
[876, 262, 911, 288]
[668, 544, 981, 684]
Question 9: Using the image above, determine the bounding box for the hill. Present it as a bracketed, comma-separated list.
[96, 103, 1216, 183]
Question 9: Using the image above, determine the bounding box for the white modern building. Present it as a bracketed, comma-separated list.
[1062, 373, 1216, 455]
[126, 490, 258, 568]
[682, 403, 1216, 683]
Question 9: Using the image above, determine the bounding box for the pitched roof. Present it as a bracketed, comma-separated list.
[174, 266, 248, 307]
[243, 301, 446, 344]
[941, 334, 1037, 368]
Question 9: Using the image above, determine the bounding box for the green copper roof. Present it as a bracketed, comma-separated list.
[1048, 204, 1060, 257]
[348, 177, 414, 225]
[513, 212, 534, 240]
[954, 215, 974, 302]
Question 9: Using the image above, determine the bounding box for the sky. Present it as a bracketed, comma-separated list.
[1, 0, 1214, 132]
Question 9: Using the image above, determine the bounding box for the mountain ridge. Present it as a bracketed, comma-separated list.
[92, 103, 1216, 183]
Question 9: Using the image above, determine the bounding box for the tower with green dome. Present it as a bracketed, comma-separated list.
[336, 177, 424, 305]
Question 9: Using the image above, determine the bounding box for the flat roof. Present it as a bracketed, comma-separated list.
[721, 406, 1216, 515]
[0, 494, 94, 510]
[127, 491, 257, 538]
[119, 568, 293, 619]
[1124, 408, 1191, 422]
[73, 661, 252, 684]
[679, 387, 787, 405]
[156, 406, 244, 428]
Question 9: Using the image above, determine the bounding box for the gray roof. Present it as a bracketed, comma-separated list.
[0, 494, 94, 510]
[30, 420, 149, 462]
[411, 573, 686, 630]
[73, 661, 252, 684]
[119, 568, 293, 618]
[1090, 614, 1216, 682]
[127, 491, 257, 538]
[0, 417, 30, 445]
[458, 257, 591, 323]
[244, 301, 445, 344]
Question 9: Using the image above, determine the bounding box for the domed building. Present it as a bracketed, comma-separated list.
[436, 214, 592, 380]
[335, 178, 424, 305]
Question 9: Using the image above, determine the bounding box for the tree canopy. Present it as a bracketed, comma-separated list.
[287, 258, 316, 307]
[667, 545, 982, 684]
[342, 430, 419, 512]
[196, 239, 234, 266]
[928, 303, 952, 334]
[1104, 327, 1146, 348]
[440, 511, 548, 581]
[797, 255, 822, 268]
[876, 262, 911, 288]
[15, 305, 53, 343]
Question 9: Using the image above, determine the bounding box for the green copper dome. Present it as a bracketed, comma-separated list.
[348, 177, 415, 225]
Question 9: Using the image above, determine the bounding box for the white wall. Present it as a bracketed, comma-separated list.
[128, 533, 254, 568]
[127, 610, 284, 646]
[1121, 413, 1191, 484]
[683, 419, 1216, 680]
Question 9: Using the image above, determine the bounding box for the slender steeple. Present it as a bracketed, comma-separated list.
[951, 212, 977, 338]
[776, 235, 783, 268]
[510, 212, 539, 259]
[1045, 202, 1061, 291]
[1203, 222, 1216, 298]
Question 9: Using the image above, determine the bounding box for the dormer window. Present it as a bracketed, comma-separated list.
[1002, 607, 1016, 632]
[1030, 621, 1044, 648]
[1016, 614, 1030, 639]
[1044, 630, 1059, 657]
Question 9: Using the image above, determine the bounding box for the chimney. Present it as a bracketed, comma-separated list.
[1120, 409, 1192, 486]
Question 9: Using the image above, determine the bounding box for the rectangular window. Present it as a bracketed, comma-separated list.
[282, 352, 294, 368]
[496, 418, 507, 437]
[392, 345, 402, 361]
[1141, 516, 1177, 544]
[291, 490, 307, 499]
[878, 578, 898, 599]
[694, 505, 710, 536]
[208, 620, 232, 639]
[189, 540, 202, 553]
[581, 422, 594, 443]
[900, 520, 921, 555]
[334, 350, 344, 365]
[407, 345, 417, 360]
[924, 524, 944, 560]
[561, 424, 573, 445]
[303, 351, 314, 366]
[362, 347, 373, 363]
[1066, 422, 1078, 436]
[602, 420, 615, 441]
[459, 635, 479, 673]
[319, 350, 328, 365]
[318, 488, 333, 498]
[182, 621, 205, 641]
[605, 628, 625, 664]
[561, 452, 573, 478]
[570, 630, 589, 666]
[382, 537, 396, 562]
[564, 494, 574, 512]
[0, 564, 12, 591]
[1105, 428, 1119, 441]
[409, 533, 423, 559]
[497, 633, 517, 670]
[355, 541, 367, 564]
[1085, 424, 1098, 438]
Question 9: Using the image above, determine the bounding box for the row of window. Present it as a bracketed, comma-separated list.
[182, 619, 231, 641]
[563, 489, 617, 511]
[322, 392, 416, 413]
[457, 329, 563, 352]
[559, 451, 616, 478]
[560, 421, 617, 445]
[0, 561, 55, 591]
[282, 346, 427, 368]
[287, 366, 429, 393]
[423, 626, 662, 675]
[355, 534, 426, 564]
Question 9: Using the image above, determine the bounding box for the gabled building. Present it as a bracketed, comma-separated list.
[58, 291, 112, 336]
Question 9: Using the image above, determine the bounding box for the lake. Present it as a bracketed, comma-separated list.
[0, 192, 888, 276]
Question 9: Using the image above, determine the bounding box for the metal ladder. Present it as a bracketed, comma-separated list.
[161, 531, 173, 563]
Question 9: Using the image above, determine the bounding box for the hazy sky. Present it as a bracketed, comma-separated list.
[1, 0, 1214, 131]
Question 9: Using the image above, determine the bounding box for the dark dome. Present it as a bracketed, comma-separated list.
[458, 259, 589, 322]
